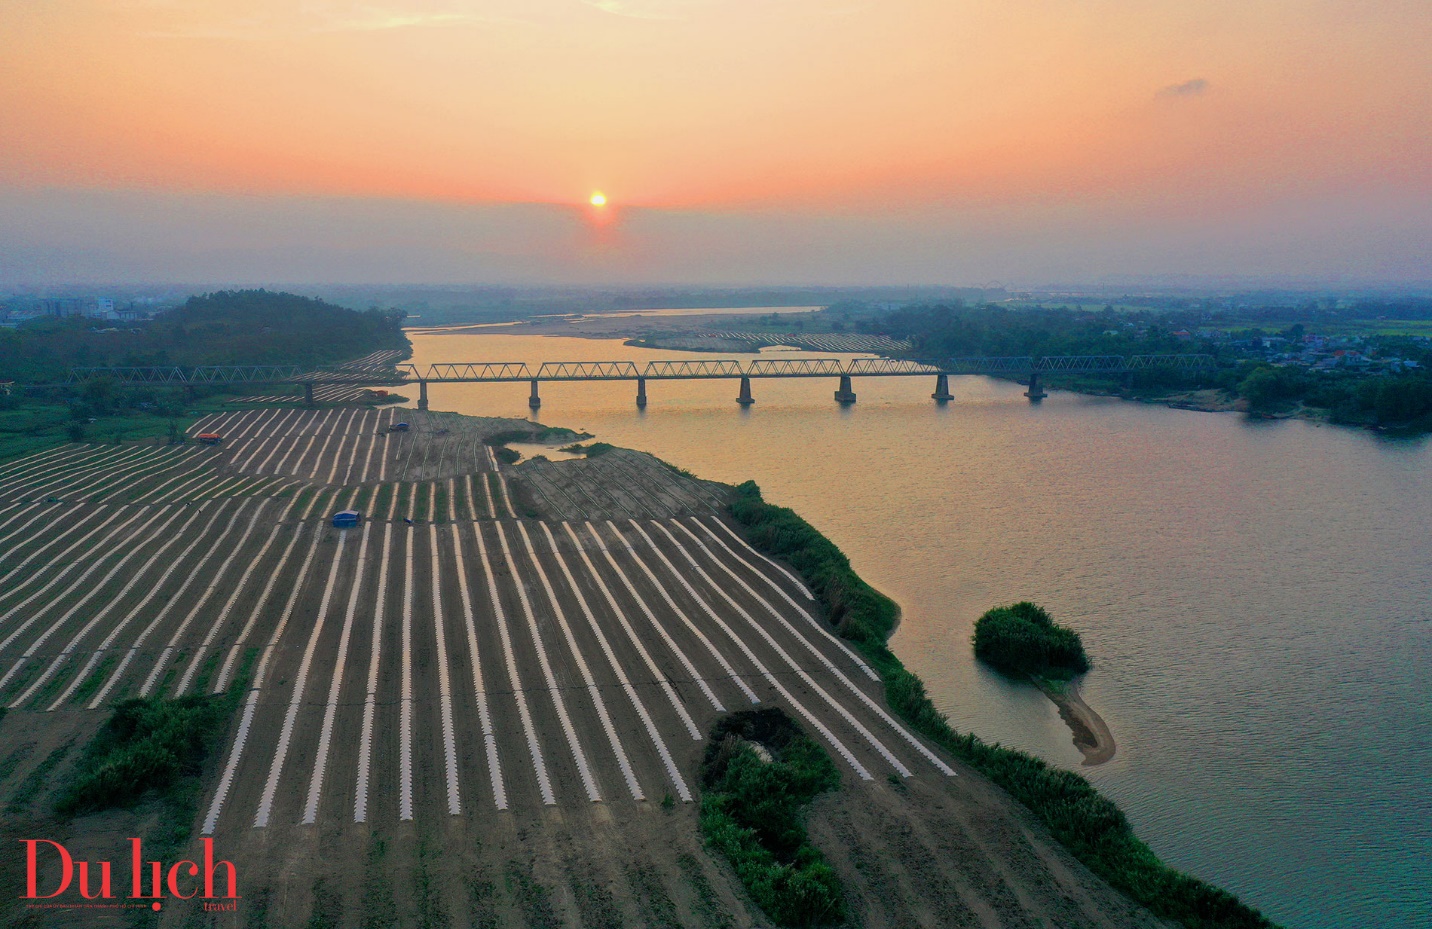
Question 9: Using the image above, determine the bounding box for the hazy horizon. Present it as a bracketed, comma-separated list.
[4, 1, 1429, 288]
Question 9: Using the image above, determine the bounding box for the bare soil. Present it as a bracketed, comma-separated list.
[0, 410, 1167, 928]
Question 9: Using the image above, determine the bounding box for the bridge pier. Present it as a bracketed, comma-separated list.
[418, 380, 429, 411]
[1025, 372, 1047, 401]
[303, 383, 315, 407]
[636, 376, 647, 408]
[834, 374, 857, 404]
[736, 376, 754, 406]
[932, 373, 953, 402]
[529, 378, 542, 410]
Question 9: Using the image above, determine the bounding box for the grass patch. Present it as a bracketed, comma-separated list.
[306, 877, 343, 929]
[625, 863, 682, 929]
[373, 483, 394, 518]
[676, 853, 734, 929]
[7, 740, 75, 814]
[699, 707, 845, 928]
[729, 480, 1279, 929]
[560, 441, 616, 458]
[0, 741, 36, 786]
[361, 835, 399, 929]
[187, 650, 224, 697]
[465, 874, 499, 929]
[505, 861, 560, 929]
[974, 601, 1090, 680]
[0, 404, 209, 464]
[54, 692, 239, 817]
[413, 839, 451, 929]
[566, 863, 623, 929]
[69, 652, 122, 705]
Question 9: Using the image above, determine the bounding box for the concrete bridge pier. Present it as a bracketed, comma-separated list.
[932, 373, 953, 402]
[529, 378, 542, 410]
[636, 376, 647, 408]
[418, 380, 429, 410]
[1025, 372, 1047, 401]
[736, 375, 755, 406]
[834, 374, 857, 404]
[303, 383, 315, 407]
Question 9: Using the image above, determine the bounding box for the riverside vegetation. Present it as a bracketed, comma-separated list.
[973, 601, 1091, 680]
[728, 480, 1279, 929]
[699, 708, 846, 927]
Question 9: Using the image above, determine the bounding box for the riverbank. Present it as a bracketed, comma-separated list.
[728, 479, 1278, 929]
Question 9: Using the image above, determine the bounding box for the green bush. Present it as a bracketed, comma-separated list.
[728, 481, 1278, 929]
[973, 601, 1090, 678]
[699, 709, 845, 927]
[55, 694, 235, 817]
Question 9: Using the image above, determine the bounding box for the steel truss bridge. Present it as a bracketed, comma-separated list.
[64, 354, 1215, 408]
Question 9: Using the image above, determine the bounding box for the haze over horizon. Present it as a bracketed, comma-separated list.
[4, 1, 1429, 286]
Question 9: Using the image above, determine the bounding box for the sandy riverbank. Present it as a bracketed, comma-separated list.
[1038, 678, 1117, 766]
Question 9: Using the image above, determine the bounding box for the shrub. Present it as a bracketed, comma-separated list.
[700, 708, 845, 927]
[973, 601, 1090, 678]
[55, 694, 235, 817]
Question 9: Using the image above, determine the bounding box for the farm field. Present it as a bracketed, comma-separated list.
[0, 406, 1164, 929]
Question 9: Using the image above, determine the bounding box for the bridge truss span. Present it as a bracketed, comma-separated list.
[747, 358, 847, 378]
[844, 358, 942, 376]
[1126, 353, 1217, 371]
[642, 360, 745, 379]
[536, 361, 641, 380]
[411, 362, 533, 382]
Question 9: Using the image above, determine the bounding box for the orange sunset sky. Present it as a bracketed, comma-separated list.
[2, 0, 1429, 285]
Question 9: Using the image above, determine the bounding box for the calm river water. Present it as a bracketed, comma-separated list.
[406, 328, 1431, 929]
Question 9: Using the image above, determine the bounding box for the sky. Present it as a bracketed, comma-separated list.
[2, 0, 1429, 287]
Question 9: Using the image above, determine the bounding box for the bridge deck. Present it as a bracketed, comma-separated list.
[63, 354, 1215, 386]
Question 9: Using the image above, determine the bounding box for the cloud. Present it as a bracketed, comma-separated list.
[133, 2, 529, 39]
[582, 0, 707, 20]
[1158, 78, 1209, 99]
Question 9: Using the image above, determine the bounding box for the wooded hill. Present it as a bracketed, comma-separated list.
[0, 289, 407, 384]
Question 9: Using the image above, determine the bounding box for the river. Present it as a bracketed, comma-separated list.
[404, 327, 1432, 929]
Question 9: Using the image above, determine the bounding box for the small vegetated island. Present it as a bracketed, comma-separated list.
[974, 601, 1115, 765]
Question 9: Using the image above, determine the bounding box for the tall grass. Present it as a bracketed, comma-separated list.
[54, 692, 238, 817]
[729, 480, 1279, 929]
[699, 709, 845, 928]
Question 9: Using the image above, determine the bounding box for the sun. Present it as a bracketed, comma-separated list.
[589, 191, 607, 207]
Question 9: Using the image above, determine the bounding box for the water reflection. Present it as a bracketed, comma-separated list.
[407, 330, 1432, 929]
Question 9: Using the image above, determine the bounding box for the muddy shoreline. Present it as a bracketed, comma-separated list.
[1037, 678, 1117, 766]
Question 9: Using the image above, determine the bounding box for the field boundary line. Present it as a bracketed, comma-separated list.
[60, 499, 268, 710]
[254, 527, 349, 828]
[429, 524, 462, 815]
[6, 501, 216, 707]
[496, 521, 599, 802]
[473, 523, 554, 805]
[607, 520, 759, 706]
[693, 517, 876, 680]
[646, 521, 884, 781]
[676, 520, 952, 776]
[303, 521, 372, 824]
[583, 521, 723, 714]
[133, 499, 275, 700]
[561, 522, 701, 741]
[450, 524, 505, 810]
